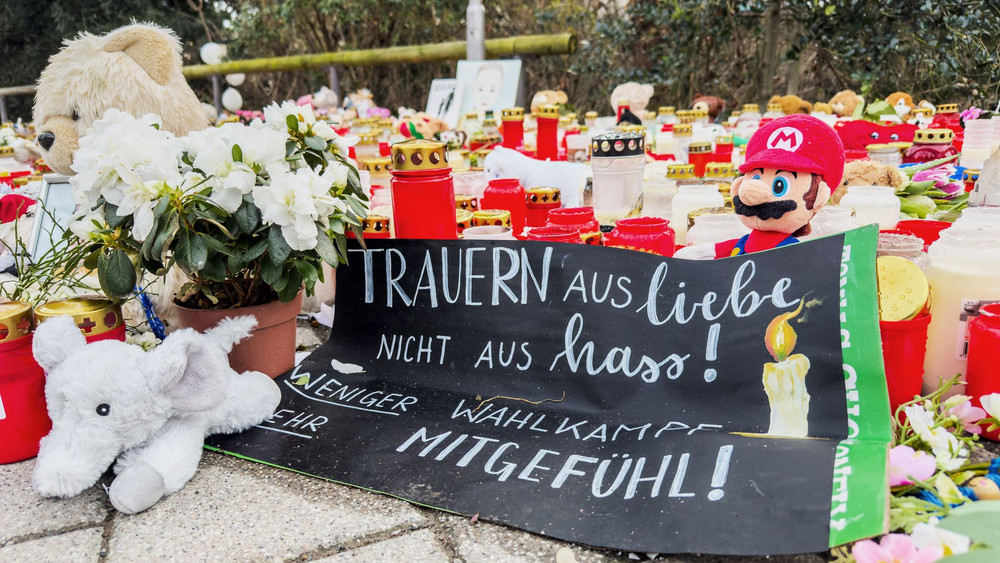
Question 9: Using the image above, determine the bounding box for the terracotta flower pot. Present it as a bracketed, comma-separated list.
[174, 291, 303, 378]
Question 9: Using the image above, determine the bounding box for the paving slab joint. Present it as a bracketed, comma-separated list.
[280, 520, 432, 562]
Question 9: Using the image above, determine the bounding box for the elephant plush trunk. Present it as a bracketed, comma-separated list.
[32, 427, 121, 498]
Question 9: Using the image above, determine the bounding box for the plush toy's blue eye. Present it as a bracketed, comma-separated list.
[772, 177, 789, 197]
[752, 174, 762, 180]
[96, 403, 110, 416]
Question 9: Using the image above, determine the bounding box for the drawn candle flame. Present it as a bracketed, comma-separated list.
[764, 299, 806, 362]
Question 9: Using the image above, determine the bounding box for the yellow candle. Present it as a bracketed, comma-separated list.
[762, 353, 811, 437]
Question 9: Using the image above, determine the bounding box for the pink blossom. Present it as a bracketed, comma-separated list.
[888, 445, 936, 486]
[853, 534, 944, 563]
[365, 107, 392, 119]
[911, 165, 963, 196]
[944, 401, 987, 434]
[960, 107, 983, 122]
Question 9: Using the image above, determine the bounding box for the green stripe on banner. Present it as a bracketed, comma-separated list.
[829, 225, 892, 547]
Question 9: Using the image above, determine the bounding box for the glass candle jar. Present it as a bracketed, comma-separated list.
[960, 118, 994, 169]
[566, 130, 591, 163]
[672, 123, 693, 164]
[590, 131, 646, 225]
[654, 125, 675, 157]
[525, 186, 561, 228]
[361, 157, 392, 190]
[584, 111, 598, 129]
[0, 302, 50, 464]
[463, 225, 516, 240]
[462, 111, 480, 139]
[903, 129, 959, 164]
[354, 132, 381, 162]
[546, 207, 603, 245]
[480, 178, 527, 237]
[800, 205, 859, 240]
[389, 139, 457, 239]
[656, 106, 677, 125]
[967, 303, 1000, 441]
[604, 217, 675, 257]
[369, 184, 394, 229]
[536, 104, 560, 161]
[877, 232, 928, 270]
[839, 185, 901, 230]
[923, 225, 1000, 394]
[866, 143, 903, 168]
[671, 184, 725, 245]
[686, 212, 750, 247]
[763, 103, 784, 119]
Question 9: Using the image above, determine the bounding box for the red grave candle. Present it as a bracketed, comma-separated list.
[525, 187, 561, 228]
[500, 107, 524, 150]
[526, 226, 581, 243]
[535, 104, 560, 161]
[389, 139, 457, 239]
[604, 217, 676, 257]
[546, 207, 603, 245]
[0, 302, 49, 464]
[480, 178, 527, 237]
[967, 303, 1000, 441]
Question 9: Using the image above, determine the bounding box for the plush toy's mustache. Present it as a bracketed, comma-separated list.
[733, 196, 798, 220]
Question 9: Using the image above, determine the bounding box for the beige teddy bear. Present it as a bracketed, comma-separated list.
[530, 90, 568, 114]
[33, 23, 207, 175]
[829, 90, 864, 118]
[830, 159, 905, 205]
[610, 82, 655, 114]
[768, 94, 812, 115]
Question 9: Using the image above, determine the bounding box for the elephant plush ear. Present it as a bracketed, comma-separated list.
[145, 331, 229, 413]
[33, 316, 87, 373]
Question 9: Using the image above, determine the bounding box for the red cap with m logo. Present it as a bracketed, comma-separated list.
[739, 114, 845, 188]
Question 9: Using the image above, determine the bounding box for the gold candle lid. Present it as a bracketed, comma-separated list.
[456, 209, 474, 234]
[913, 107, 933, 116]
[766, 102, 783, 112]
[391, 139, 449, 171]
[464, 112, 479, 120]
[501, 107, 524, 121]
[617, 98, 630, 107]
[35, 297, 123, 337]
[360, 157, 392, 177]
[876, 256, 929, 321]
[482, 117, 498, 128]
[705, 162, 735, 176]
[526, 186, 561, 205]
[688, 141, 712, 154]
[964, 169, 980, 182]
[379, 118, 394, 128]
[584, 111, 598, 119]
[658, 106, 676, 115]
[672, 123, 693, 136]
[471, 133, 501, 145]
[716, 134, 734, 144]
[455, 194, 479, 211]
[0, 301, 35, 344]
[730, 110, 742, 117]
[690, 109, 708, 120]
[913, 129, 953, 144]
[565, 113, 578, 121]
[742, 103, 760, 112]
[358, 131, 380, 145]
[667, 163, 696, 179]
[866, 143, 899, 151]
[362, 215, 391, 235]
[472, 208, 512, 227]
[936, 103, 958, 113]
[537, 105, 560, 119]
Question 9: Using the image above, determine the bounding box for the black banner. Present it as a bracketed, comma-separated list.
[209, 229, 890, 555]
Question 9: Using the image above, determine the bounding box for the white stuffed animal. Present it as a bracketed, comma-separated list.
[483, 146, 590, 207]
[31, 316, 280, 514]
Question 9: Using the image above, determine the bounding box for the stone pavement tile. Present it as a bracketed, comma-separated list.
[106, 451, 425, 562]
[312, 529, 450, 563]
[0, 527, 103, 562]
[434, 513, 627, 563]
[0, 460, 108, 545]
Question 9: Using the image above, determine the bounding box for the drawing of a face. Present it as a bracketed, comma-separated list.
[474, 64, 504, 112]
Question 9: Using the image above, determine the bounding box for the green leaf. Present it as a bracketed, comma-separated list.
[267, 226, 291, 265]
[232, 143, 243, 163]
[260, 258, 283, 285]
[98, 249, 137, 299]
[105, 204, 127, 228]
[346, 196, 368, 218]
[227, 251, 244, 274]
[937, 501, 1000, 546]
[293, 374, 310, 386]
[314, 228, 339, 267]
[243, 238, 269, 262]
[937, 549, 1000, 563]
[294, 259, 318, 282]
[200, 254, 228, 282]
[335, 233, 348, 262]
[149, 213, 179, 263]
[286, 114, 298, 132]
[176, 229, 208, 272]
[277, 269, 302, 302]
[201, 234, 233, 256]
[234, 200, 260, 234]
[903, 180, 938, 194]
[304, 135, 327, 151]
[83, 249, 101, 271]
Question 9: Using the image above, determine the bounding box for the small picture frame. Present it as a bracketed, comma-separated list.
[28, 174, 77, 263]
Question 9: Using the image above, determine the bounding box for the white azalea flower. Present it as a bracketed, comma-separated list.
[922, 426, 968, 470]
[253, 165, 341, 251]
[69, 211, 106, 241]
[981, 393, 1000, 419]
[911, 517, 971, 557]
[117, 180, 167, 241]
[263, 101, 316, 133]
[904, 404, 935, 436]
[312, 119, 338, 141]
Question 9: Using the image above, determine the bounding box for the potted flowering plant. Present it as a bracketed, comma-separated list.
[67, 102, 367, 373]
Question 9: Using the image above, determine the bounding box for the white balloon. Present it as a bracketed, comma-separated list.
[225, 73, 245, 87]
[199, 42, 227, 65]
[221, 87, 243, 112]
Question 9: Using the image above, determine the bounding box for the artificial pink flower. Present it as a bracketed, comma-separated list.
[944, 400, 987, 434]
[911, 165, 963, 196]
[888, 445, 936, 486]
[960, 107, 983, 122]
[852, 533, 944, 563]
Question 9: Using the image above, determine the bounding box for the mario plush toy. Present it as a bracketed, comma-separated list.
[715, 114, 845, 258]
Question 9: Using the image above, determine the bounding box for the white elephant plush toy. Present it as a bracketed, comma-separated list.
[483, 146, 590, 208]
[31, 316, 281, 514]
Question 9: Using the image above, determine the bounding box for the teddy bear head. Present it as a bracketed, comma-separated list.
[33, 23, 207, 175]
[769, 95, 812, 115]
[691, 95, 726, 120]
[828, 159, 906, 205]
[610, 82, 655, 114]
[828, 90, 864, 118]
[530, 90, 568, 114]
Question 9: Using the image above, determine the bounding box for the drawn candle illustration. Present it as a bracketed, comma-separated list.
[762, 299, 812, 437]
